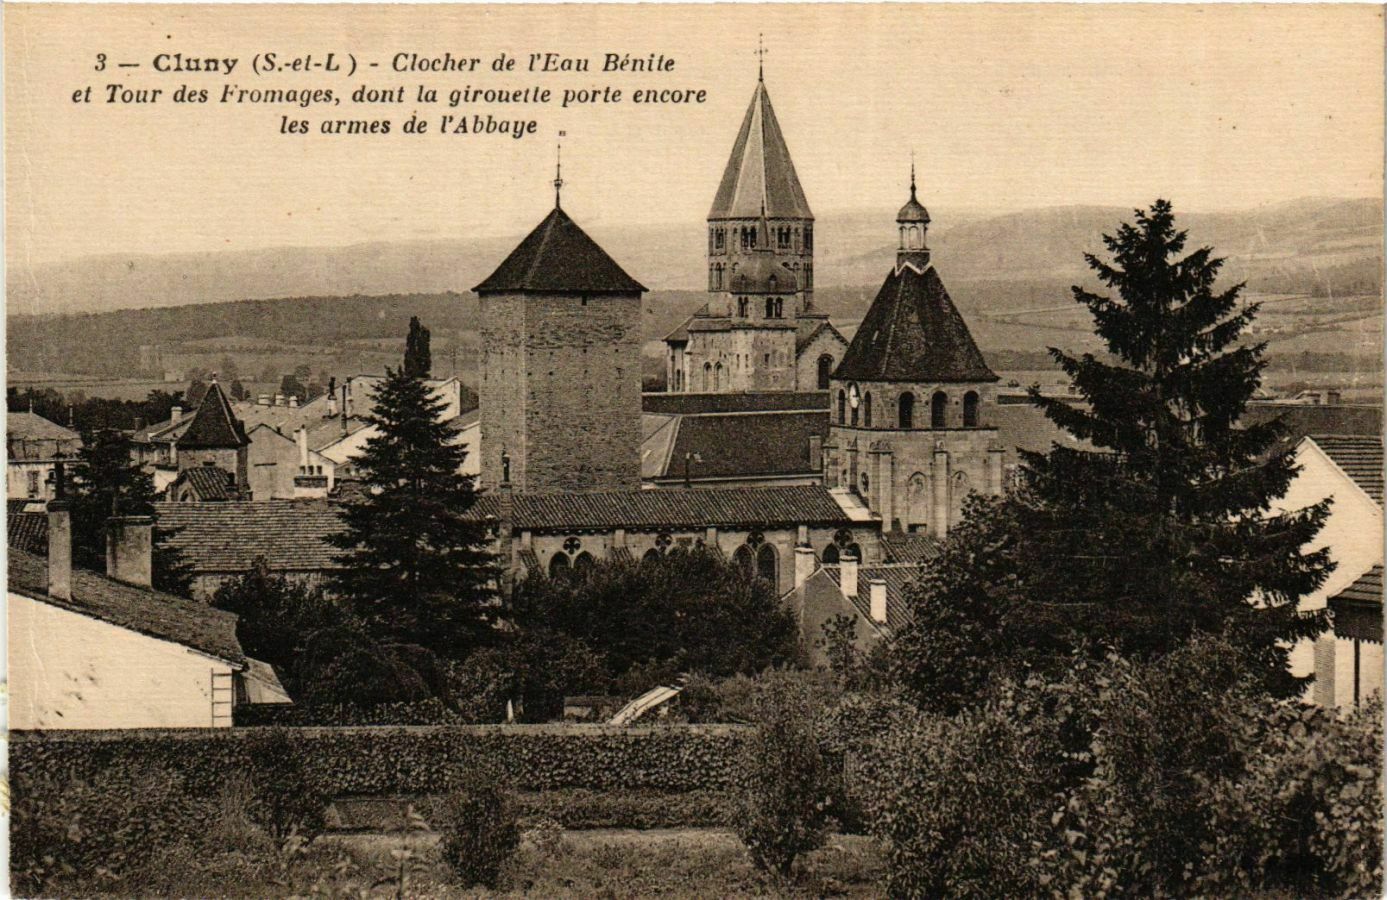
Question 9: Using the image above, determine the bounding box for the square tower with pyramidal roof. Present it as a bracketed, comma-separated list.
[473, 186, 648, 494]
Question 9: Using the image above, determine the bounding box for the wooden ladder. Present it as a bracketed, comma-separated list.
[210, 670, 235, 727]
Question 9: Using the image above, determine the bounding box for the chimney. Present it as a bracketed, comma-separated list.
[869, 578, 888, 624]
[257, 394, 271, 407]
[808, 434, 823, 472]
[274, 393, 285, 407]
[170, 405, 183, 423]
[840, 552, 859, 598]
[1327, 390, 1342, 406]
[106, 515, 154, 588]
[289, 395, 300, 408]
[47, 499, 73, 602]
[341, 382, 350, 435]
[327, 378, 339, 417]
[794, 545, 816, 588]
[296, 426, 310, 469]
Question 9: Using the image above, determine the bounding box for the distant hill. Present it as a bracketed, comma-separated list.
[11, 197, 1379, 319]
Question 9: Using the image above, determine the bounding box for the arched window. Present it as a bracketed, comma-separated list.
[716, 264, 724, 290]
[733, 544, 755, 576]
[851, 401, 859, 427]
[845, 542, 862, 562]
[822, 543, 840, 564]
[715, 362, 724, 390]
[548, 553, 570, 578]
[817, 355, 834, 390]
[899, 392, 914, 429]
[708, 265, 716, 291]
[931, 391, 948, 428]
[643, 548, 662, 564]
[765, 297, 775, 318]
[863, 393, 873, 427]
[574, 551, 595, 575]
[738, 297, 748, 317]
[775, 298, 784, 317]
[963, 391, 980, 427]
[838, 390, 847, 424]
[756, 543, 778, 588]
[703, 363, 712, 391]
[908, 225, 922, 249]
[861, 471, 870, 495]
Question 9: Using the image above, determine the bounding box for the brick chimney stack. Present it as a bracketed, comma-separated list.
[47, 500, 73, 602]
[869, 578, 887, 624]
[794, 545, 816, 588]
[840, 551, 859, 598]
[106, 516, 154, 588]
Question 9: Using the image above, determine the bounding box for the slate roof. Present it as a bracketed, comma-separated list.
[709, 78, 812, 220]
[836, 265, 998, 384]
[469, 485, 854, 532]
[473, 206, 647, 295]
[170, 465, 237, 501]
[1329, 565, 1383, 644]
[176, 382, 250, 449]
[9, 549, 245, 665]
[652, 410, 829, 481]
[821, 562, 924, 633]
[7, 411, 80, 442]
[154, 501, 346, 572]
[642, 391, 828, 416]
[880, 531, 944, 564]
[1311, 435, 1384, 504]
[8, 510, 48, 554]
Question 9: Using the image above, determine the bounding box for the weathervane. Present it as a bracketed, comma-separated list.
[553, 131, 566, 208]
[910, 149, 917, 199]
[756, 34, 767, 81]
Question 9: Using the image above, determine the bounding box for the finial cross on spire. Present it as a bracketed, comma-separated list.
[756, 34, 767, 81]
[910, 149, 917, 199]
[553, 131, 566, 208]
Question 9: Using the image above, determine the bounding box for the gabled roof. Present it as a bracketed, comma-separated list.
[469, 485, 854, 532]
[7, 411, 80, 442]
[642, 391, 828, 416]
[473, 206, 647, 295]
[176, 382, 250, 450]
[834, 265, 998, 384]
[8, 549, 245, 665]
[664, 315, 693, 344]
[796, 319, 849, 354]
[880, 531, 944, 565]
[1310, 434, 1383, 504]
[821, 562, 924, 633]
[651, 410, 829, 481]
[154, 500, 346, 573]
[709, 79, 812, 221]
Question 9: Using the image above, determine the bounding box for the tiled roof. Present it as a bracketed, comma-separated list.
[9, 549, 245, 664]
[834, 265, 998, 384]
[880, 531, 944, 564]
[473, 206, 647, 295]
[8, 511, 48, 554]
[796, 319, 848, 354]
[663, 316, 693, 344]
[654, 410, 829, 481]
[1242, 403, 1381, 459]
[822, 562, 924, 633]
[154, 501, 346, 573]
[1329, 565, 1383, 644]
[642, 391, 828, 416]
[1311, 435, 1383, 504]
[470, 485, 854, 532]
[7, 411, 80, 442]
[176, 382, 250, 449]
[709, 79, 812, 221]
[170, 465, 237, 501]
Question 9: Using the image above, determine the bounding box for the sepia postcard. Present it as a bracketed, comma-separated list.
[4, 3, 1384, 897]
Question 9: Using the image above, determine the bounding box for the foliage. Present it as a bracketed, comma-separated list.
[234, 698, 466, 727]
[498, 628, 612, 723]
[514, 547, 798, 690]
[210, 558, 342, 686]
[865, 636, 1383, 899]
[511, 788, 734, 830]
[328, 360, 494, 657]
[437, 765, 520, 888]
[733, 670, 837, 876]
[240, 727, 329, 844]
[7, 386, 184, 433]
[292, 626, 449, 709]
[63, 426, 193, 595]
[404, 314, 432, 378]
[820, 614, 892, 692]
[891, 201, 1333, 710]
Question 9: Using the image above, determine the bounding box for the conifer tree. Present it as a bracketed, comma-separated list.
[66, 428, 193, 596]
[892, 201, 1331, 703]
[328, 359, 493, 656]
[404, 316, 432, 379]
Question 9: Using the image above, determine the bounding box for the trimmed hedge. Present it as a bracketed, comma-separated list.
[234, 699, 467, 727]
[11, 724, 751, 798]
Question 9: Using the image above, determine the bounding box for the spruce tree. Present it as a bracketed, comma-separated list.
[892, 201, 1331, 703]
[328, 363, 493, 656]
[66, 428, 194, 596]
[404, 316, 432, 379]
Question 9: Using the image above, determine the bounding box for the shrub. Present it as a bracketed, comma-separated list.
[242, 727, 328, 843]
[733, 670, 836, 876]
[437, 766, 521, 888]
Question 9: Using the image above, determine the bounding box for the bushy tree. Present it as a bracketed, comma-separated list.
[328, 362, 494, 657]
[65, 428, 192, 595]
[437, 766, 519, 888]
[892, 201, 1332, 707]
[514, 547, 798, 686]
[210, 558, 342, 685]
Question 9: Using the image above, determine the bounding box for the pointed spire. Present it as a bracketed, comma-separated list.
[553, 131, 566, 208]
[709, 75, 812, 220]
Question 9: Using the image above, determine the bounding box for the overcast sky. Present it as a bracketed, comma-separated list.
[6, 3, 1383, 269]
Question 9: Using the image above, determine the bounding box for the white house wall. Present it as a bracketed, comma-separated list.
[8, 591, 237, 729]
